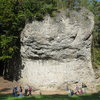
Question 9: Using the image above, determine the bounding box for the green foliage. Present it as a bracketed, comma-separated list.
[91, 0, 100, 65]
[0, 0, 100, 79]
[0, 35, 18, 61]
[92, 48, 100, 65]
[0, 0, 58, 79]
[96, 85, 100, 87]
[0, 0, 58, 63]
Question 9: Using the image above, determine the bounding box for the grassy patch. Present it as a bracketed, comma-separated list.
[0, 93, 100, 100]
[96, 85, 100, 87]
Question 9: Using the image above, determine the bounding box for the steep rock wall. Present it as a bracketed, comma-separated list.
[20, 8, 95, 92]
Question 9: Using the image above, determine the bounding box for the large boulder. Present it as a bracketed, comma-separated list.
[20, 8, 96, 92]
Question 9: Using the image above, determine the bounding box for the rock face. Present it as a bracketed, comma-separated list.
[20, 8, 95, 92]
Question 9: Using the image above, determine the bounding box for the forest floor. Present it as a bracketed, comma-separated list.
[0, 77, 17, 94]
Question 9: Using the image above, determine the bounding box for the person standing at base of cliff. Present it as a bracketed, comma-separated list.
[24, 85, 29, 96]
[12, 86, 18, 97]
[67, 89, 74, 96]
[82, 83, 87, 93]
[18, 86, 24, 97]
[75, 85, 80, 94]
[12, 87, 16, 96]
[28, 86, 32, 96]
[66, 85, 69, 91]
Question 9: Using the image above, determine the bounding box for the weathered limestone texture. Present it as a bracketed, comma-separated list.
[20, 8, 96, 92]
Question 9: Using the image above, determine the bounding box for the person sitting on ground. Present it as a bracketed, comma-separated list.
[79, 88, 84, 94]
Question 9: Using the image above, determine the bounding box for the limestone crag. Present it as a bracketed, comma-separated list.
[20, 8, 95, 92]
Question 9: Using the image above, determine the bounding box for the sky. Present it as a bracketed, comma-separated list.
[97, 0, 100, 1]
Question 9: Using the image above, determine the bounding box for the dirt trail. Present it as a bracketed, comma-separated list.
[0, 77, 99, 95]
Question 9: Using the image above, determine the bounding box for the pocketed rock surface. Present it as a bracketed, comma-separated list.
[20, 8, 96, 92]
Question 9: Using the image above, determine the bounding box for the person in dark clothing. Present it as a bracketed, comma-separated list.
[28, 86, 32, 96]
[12, 86, 18, 97]
[70, 89, 74, 96]
[82, 83, 87, 93]
[19, 86, 24, 97]
[24, 85, 28, 96]
[25, 89, 28, 96]
[20, 86, 23, 93]
[12, 87, 16, 96]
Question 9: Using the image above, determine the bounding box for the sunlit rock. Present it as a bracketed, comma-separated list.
[20, 8, 96, 92]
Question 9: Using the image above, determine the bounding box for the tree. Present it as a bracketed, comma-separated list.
[91, 0, 100, 65]
[0, 0, 100, 80]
